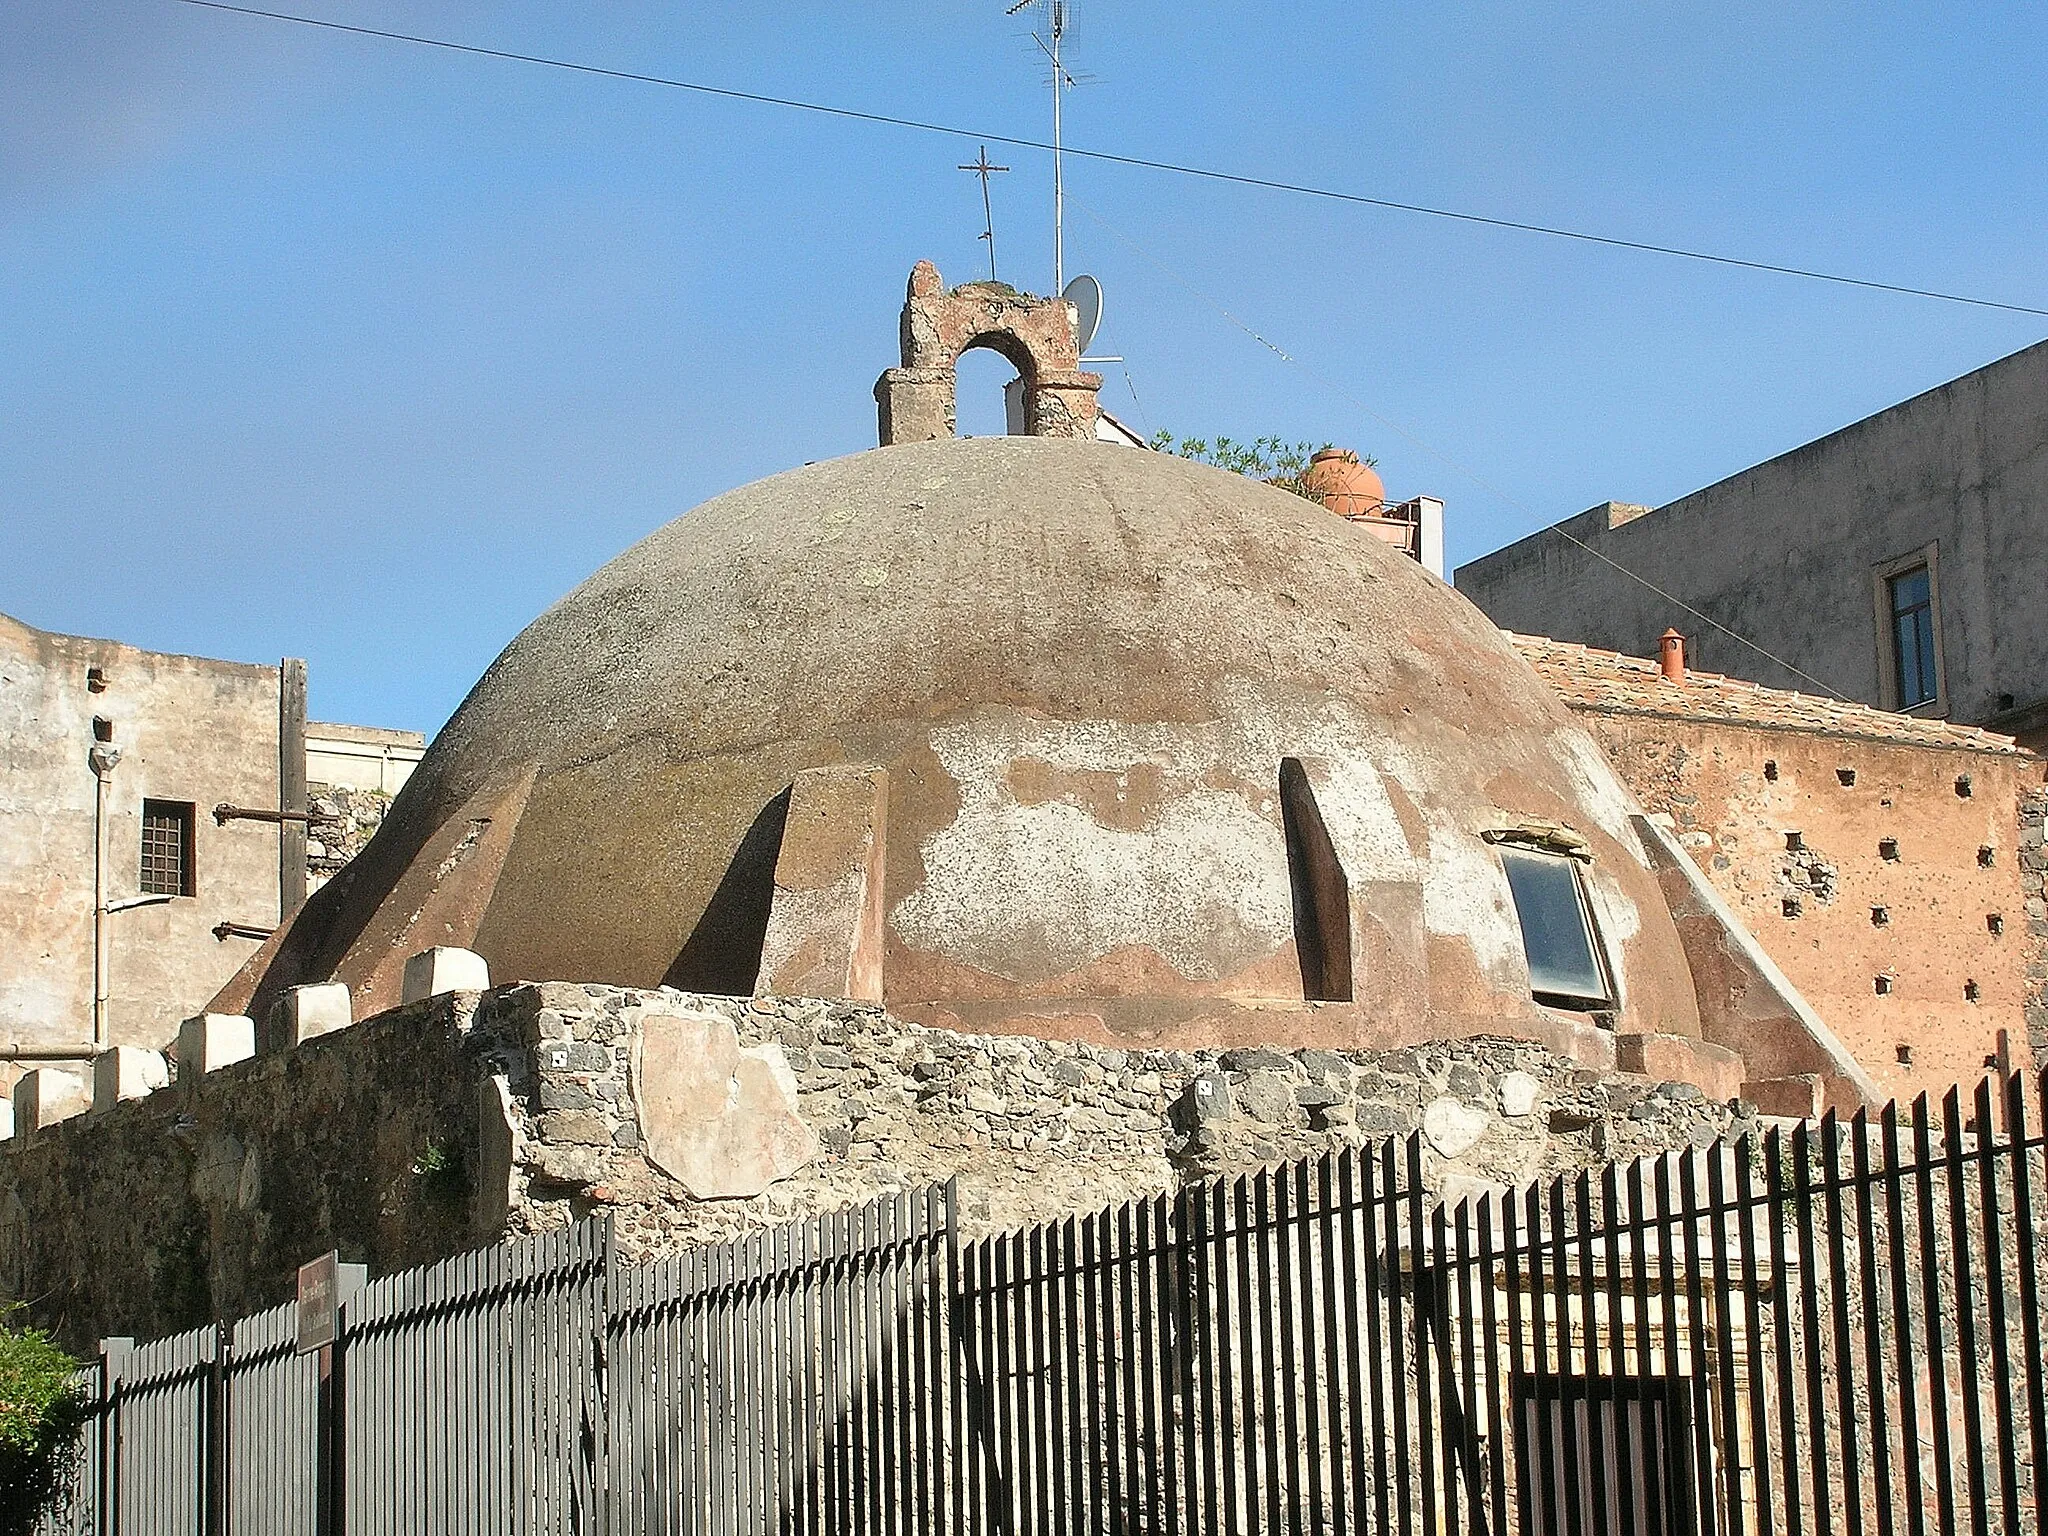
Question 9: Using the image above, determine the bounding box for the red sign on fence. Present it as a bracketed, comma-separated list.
[296, 1250, 339, 1354]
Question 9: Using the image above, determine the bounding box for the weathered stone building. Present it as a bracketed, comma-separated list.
[5, 263, 2036, 1351]
[1515, 634, 2042, 1107]
[205, 266, 1879, 1119]
[0, 613, 416, 1085]
[1454, 338, 2048, 748]
[0, 612, 306, 1070]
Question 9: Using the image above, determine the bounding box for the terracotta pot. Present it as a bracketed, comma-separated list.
[1301, 447, 1385, 519]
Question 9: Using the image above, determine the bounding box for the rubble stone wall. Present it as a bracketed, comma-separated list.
[305, 782, 392, 892]
[2023, 786, 2048, 1055]
[0, 982, 1740, 1349]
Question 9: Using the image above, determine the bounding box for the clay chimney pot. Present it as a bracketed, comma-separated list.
[1658, 628, 1686, 684]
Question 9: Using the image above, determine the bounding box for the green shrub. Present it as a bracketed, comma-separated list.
[1148, 433, 1376, 500]
[0, 1307, 88, 1533]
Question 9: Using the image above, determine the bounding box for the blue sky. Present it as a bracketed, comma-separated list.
[5, 1, 2044, 733]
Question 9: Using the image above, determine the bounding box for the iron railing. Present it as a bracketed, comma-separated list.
[31, 1069, 2048, 1534]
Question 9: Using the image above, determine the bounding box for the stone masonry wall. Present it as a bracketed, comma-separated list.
[0, 990, 501, 1351]
[305, 782, 392, 892]
[1579, 714, 2034, 1102]
[2023, 786, 2048, 1056]
[511, 988, 1743, 1263]
[0, 981, 1741, 1350]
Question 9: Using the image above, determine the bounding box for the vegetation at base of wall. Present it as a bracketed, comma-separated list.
[958, 278, 1034, 300]
[412, 1139, 469, 1204]
[0, 1307, 88, 1534]
[1148, 434, 1375, 499]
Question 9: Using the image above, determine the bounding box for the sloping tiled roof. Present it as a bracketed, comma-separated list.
[1510, 633, 2027, 755]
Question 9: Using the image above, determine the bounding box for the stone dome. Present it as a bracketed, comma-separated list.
[231, 436, 1705, 1066]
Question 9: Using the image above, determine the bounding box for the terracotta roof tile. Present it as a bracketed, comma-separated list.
[1509, 633, 2027, 756]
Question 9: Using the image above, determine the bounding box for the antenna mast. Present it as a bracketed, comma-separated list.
[1011, 0, 1076, 293]
[1050, 0, 1066, 293]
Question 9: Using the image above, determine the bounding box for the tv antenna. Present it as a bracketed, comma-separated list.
[958, 146, 1010, 281]
[1007, 0, 1080, 292]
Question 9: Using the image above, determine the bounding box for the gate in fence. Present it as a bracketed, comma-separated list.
[33, 1071, 2048, 1534]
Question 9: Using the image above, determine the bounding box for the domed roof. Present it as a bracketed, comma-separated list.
[235, 436, 1702, 1061]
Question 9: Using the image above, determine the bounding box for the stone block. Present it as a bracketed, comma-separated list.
[0, 1098, 12, 1140]
[1235, 1072, 1299, 1125]
[756, 766, 889, 1001]
[475, 1075, 517, 1237]
[1615, 1032, 1745, 1104]
[631, 1007, 817, 1199]
[92, 1046, 169, 1111]
[276, 983, 353, 1046]
[1184, 1072, 1233, 1127]
[874, 366, 955, 445]
[14, 1068, 88, 1133]
[401, 947, 490, 1004]
[1498, 1070, 1542, 1118]
[1743, 1075, 1824, 1120]
[177, 1013, 256, 1076]
[1423, 1096, 1489, 1157]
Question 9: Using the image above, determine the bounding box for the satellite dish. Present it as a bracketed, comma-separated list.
[1062, 274, 1103, 355]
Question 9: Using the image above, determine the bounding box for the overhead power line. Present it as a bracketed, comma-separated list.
[1069, 193, 1855, 699]
[175, 0, 2048, 320]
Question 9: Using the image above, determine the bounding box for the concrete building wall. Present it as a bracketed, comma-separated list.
[0, 612, 297, 1065]
[1455, 339, 2048, 741]
[306, 720, 424, 795]
[1580, 710, 2034, 1104]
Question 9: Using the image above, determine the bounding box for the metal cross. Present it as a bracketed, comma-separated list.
[958, 146, 1010, 281]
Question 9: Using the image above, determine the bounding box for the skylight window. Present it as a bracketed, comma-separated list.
[1499, 845, 1613, 1010]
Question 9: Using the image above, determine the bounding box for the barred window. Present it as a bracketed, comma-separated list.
[140, 800, 195, 897]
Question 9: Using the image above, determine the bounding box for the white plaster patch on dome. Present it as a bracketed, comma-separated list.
[1206, 687, 1427, 888]
[1553, 728, 1645, 861]
[1228, 698, 1535, 986]
[893, 716, 1292, 982]
[1417, 807, 1528, 985]
[959, 712, 1188, 775]
[1582, 862, 1642, 948]
[1353, 737, 1527, 984]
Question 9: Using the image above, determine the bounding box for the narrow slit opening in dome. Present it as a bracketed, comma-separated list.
[1279, 757, 1353, 1003]
[1497, 845, 1614, 1013]
[661, 786, 793, 996]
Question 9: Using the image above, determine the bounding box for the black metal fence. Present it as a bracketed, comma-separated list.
[33, 1070, 2048, 1534]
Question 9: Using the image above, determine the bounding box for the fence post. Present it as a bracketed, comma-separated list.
[206, 1320, 229, 1536]
[97, 1336, 132, 1536]
[596, 1215, 616, 1536]
[317, 1263, 367, 1536]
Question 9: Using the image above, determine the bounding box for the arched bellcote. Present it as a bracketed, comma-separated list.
[874, 260, 1103, 445]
